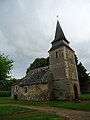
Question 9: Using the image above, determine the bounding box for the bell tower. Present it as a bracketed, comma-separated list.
[49, 20, 80, 100]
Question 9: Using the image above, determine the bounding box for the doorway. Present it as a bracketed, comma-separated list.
[74, 84, 78, 100]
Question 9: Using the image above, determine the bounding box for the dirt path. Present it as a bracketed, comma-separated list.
[0, 104, 90, 120]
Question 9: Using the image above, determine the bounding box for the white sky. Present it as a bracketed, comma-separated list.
[0, 0, 90, 78]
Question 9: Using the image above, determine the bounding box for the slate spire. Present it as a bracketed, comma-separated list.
[55, 20, 66, 41]
[51, 20, 69, 44]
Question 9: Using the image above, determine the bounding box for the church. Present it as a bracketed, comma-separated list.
[11, 20, 80, 101]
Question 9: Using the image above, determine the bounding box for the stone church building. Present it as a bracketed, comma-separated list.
[11, 20, 80, 101]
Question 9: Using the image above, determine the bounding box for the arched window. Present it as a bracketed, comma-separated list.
[15, 85, 18, 92]
[24, 86, 28, 94]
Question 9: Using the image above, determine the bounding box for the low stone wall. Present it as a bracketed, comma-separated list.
[18, 83, 50, 101]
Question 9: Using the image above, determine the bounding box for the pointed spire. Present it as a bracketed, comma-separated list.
[51, 20, 69, 44]
[54, 20, 66, 41]
[48, 20, 72, 52]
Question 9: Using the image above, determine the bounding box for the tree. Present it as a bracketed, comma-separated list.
[74, 54, 78, 66]
[75, 55, 89, 93]
[0, 53, 14, 81]
[26, 57, 49, 73]
[0, 78, 17, 91]
[77, 62, 89, 92]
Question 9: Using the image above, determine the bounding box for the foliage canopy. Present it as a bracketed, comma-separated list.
[0, 53, 14, 81]
[75, 55, 89, 93]
[26, 57, 49, 73]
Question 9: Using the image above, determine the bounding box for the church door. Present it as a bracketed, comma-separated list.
[74, 84, 78, 100]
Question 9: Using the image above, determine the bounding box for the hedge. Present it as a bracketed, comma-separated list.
[0, 91, 11, 97]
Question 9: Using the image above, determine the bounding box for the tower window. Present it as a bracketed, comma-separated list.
[55, 51, 58, 58]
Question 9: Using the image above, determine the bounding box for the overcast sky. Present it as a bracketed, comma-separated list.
[0, 0, 90, 79]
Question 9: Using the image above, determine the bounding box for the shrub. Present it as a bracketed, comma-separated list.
[0, 91, 11, 97]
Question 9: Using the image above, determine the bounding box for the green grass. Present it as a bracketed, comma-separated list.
[0, 106, 62, 120]
[80, 94, 90, 100]
[0, 95, 90, 111]
[0, 96, 90, 120]
[0, 97, 14, 104]
[0, 106, 34, 116]
[6, 113, 61, 120]
[46, 101, 90, 111]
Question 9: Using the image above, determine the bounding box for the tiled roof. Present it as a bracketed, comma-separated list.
[19, 66, 51, 85]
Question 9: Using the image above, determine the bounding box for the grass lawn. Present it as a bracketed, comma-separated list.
[0, 96, 90, 111]
[80, 94, 90, 100]
[0, 106, 62, 120]
[0, 106, 34, 116]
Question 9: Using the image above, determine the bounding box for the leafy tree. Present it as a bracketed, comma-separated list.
[77, 62, 89, 92]
[0, 53, 14, 81]
[75, 55, 89, 93]
[74, 54, 78, 66]
[0, 78, 17, 91]
[26, 57, 49, 73]
[77, 62, 88, 82]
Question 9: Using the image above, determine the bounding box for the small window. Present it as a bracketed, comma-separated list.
[55, 51, 58, 58]
[24, 86, 28, 94]
[15, 85, 18, 92]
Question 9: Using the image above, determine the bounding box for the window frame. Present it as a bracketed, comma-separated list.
[23, 86, 28, 94]
[15, 85, 18, 92]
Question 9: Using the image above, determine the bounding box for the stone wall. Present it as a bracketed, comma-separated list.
[49, 46, 66, 80]
[11, 66, 53, 101]
[12, 83, 50, 101]
[49, 46, 81, 100]
[11, 85, 19, 98]
[49, 46, 71, 100]
[53, 80, 71, 100]
[64, 46, 81, 99]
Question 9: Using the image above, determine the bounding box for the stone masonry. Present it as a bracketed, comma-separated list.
[11, 20, 80, 101]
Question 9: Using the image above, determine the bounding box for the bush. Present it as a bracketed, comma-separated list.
[0, 91, 11, 97]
